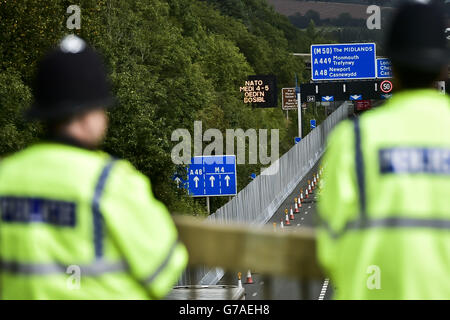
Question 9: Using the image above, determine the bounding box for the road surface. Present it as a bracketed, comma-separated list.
[219, 159, 335, 300]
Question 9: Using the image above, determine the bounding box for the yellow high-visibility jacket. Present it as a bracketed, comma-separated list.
[0, 141, 188, 299]
[318, 89, 450, 299]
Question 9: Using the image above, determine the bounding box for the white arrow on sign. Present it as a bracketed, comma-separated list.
[322, 96, 333, 101]
[174, 177, 181, 187]
[350, 95, 362, 100]
[193, 176, 199, 188]
[224, 175, 230, 187]
[209, 176, 215, 187]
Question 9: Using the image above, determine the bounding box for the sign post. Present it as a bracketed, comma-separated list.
[295, 74, 302, 139]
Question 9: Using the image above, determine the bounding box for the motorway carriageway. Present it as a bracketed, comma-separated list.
[219, 159, 334, 300]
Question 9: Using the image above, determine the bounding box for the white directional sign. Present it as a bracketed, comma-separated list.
[193, 176, 199, 188]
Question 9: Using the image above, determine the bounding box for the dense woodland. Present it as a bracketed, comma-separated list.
[0, 0, 334, 215]
[293, 0, 397, 5]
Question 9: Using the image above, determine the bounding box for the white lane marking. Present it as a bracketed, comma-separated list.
[301, 217, 304, 220]
[252, 292, 258, 297]
[259, 281, 264, 285]
[308, 206, 311, 209]
[318, 278, 330, 300]
[305, 211, 308, 215]
[297, 224, 301, 227]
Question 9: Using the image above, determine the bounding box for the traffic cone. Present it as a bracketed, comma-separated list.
[280, 219, 284, 229]
[290, 207, 295, 220]
[308, 181, 312, 193]
[238, 272, 243, 288]
[294, 198, 299, 213]
[305, 188, 309, 199]
[273, 222, 277, 231]
[284, 209, 291, 226]
[300, 189, 304, 202]
[298, 196, 302, 208]
[245, 270, 254, 284]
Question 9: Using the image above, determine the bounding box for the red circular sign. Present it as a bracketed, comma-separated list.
[380, 80, 393, 93]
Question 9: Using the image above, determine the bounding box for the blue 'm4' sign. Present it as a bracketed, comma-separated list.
[311, 43, 376, 81]
[188, 155, 237, 197]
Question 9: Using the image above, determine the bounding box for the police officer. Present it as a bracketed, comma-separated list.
[0, 35, 188, 299]
[318, 2, 450, 299]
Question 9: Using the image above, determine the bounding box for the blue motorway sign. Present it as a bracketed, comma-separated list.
[350, 94, 363, 101]
[172, 174, 187, 189]
[321, 95, 334, 102]
[376, 58, 392, 78]
[187, 155, 237, 197]
[310, 119, 316, 129]
[311, 43, 376, 81]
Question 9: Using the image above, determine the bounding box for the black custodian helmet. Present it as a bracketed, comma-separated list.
[385, 1, 449, 73]
[27, 35, 114, 121]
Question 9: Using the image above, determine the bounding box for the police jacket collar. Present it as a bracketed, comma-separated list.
[45, 134, 98, 151]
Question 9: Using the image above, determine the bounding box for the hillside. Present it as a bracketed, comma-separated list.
[267, 0, 391, 19]
[0, 0, 323, 215]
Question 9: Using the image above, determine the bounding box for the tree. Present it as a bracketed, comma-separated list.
[0, 0, 325, 214]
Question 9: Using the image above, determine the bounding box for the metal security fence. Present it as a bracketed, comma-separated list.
[177, 101, 350, 286]
[209, 101, 350, 225]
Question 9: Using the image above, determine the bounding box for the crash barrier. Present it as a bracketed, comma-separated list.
[172, 216, 324, 300]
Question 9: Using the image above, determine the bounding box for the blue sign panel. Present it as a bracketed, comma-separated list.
[321, 96, 334, 102]
[294, 137, 302, 144]
[172, 174, 187, 189]
[188, 155, 237, 197]
[310, 119, 316, 129]
[376, 58, 392, 78]
[311, 43, 376, 81]
[349, 94, 363, 101]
